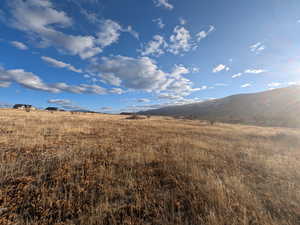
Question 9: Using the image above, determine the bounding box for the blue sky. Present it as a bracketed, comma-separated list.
[0, 0, 300, 112]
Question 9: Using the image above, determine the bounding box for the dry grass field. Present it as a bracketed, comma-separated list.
[0, 109, 299, 225]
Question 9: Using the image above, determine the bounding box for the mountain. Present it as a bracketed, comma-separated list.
[140, 86, 300, 128]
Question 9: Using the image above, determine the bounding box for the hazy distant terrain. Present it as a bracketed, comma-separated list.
[140, 86, 300, 128]
[0, 109, 299, 225]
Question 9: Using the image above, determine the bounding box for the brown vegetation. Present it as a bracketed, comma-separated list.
[0, 109, 299, 225]
[126, 114, 147, 120]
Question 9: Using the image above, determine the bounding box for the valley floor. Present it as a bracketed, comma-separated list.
[0, 109, 299, 225]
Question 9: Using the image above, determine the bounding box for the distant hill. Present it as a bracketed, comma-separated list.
[140, 86, 300, 128]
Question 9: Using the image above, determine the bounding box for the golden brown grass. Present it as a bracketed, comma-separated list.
[0, 109, 299, 225]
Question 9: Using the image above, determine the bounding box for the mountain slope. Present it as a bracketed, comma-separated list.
[140, 86, 300, 127]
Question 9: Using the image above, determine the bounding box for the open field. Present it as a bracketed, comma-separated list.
[0, 109, 299, 225]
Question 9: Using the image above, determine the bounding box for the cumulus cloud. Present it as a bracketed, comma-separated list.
[196, 25, 215, 42]
[153, 0, 174, 10]
[109, 88, 124, 94]
[0, 67, 59, 92]
[212, 64, 229, 73]
[168, 26, 192, 55]
[153, 18, 165, 29]
[0, 66, 107, 94]
[8, 0, 102, 59]
[96, 19, 122, 47]
[100, 73, 122, 86]
[10, 41, 28, 50]
[244, 69, 267, 74]
[140, 35, 168, 56]
[172, 65, 189, 78]
[89, 55, 200, 97]
[90, 56, 168, 91]
[7, 0, 135, 59]
[268, 82, 281, 87]
[250, 42, 265, 54]
[232, 73, 242, 78]
[41, 56, 82, 73]
[142, 25, 215, 56]
[241, 83, 251, 88]
[141, 25, 211, 56]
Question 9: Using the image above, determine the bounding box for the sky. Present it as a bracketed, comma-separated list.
[0, 0, 300, 113]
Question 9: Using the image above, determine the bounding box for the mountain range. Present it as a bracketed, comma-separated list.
[140, 86, 300, 128]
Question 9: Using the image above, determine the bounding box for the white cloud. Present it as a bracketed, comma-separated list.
[89, 55, 200, 97]
[268, 82, 281, 87]
[143, 25, 215, 56]
[179, 17, 187, 25]
[100, 73, 122, 86]
[137, 98, 150, 103]
[241, 83, 251, 88]
[8, 0, 102, 59]
[0, 67, 59, 92]
[140, 35, 168, 56]
[142, 24, 213, 57]
[212, 64, 229, 73]
[168, 26, 192, 55]
[10, 41, 28, 50]
[232, 73, 242, 78]
[196, 25, 215, 42]
[244, 69, 267, 74]
[0, 66, 107, 94]
[0, 81, 11, 88]
[191, 67, 200, 73]
[48, 99, 71, 105]
[153, 0, 174, 10]
[123, 25, 139, 39]
[80, 8, 100, 24]
[249, 42, 265, 54]
[109, 88, 124, 94]
[126, 97, 205, 112]
[215, 83, 228, 87]
[172, 65, 189, 78]
[288, 81, 298, 86]
[153, 18, 165, 29]
[8, 0, 135, 59]
[10, 0, 73, 31]
[48, 99, 87, 111]
[90, 56, 169, 91]
[96, 19, 122, 47]
[96, 20, 139, 46]
[158, 93, 182, 100]
[41, 56, 82, 73]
